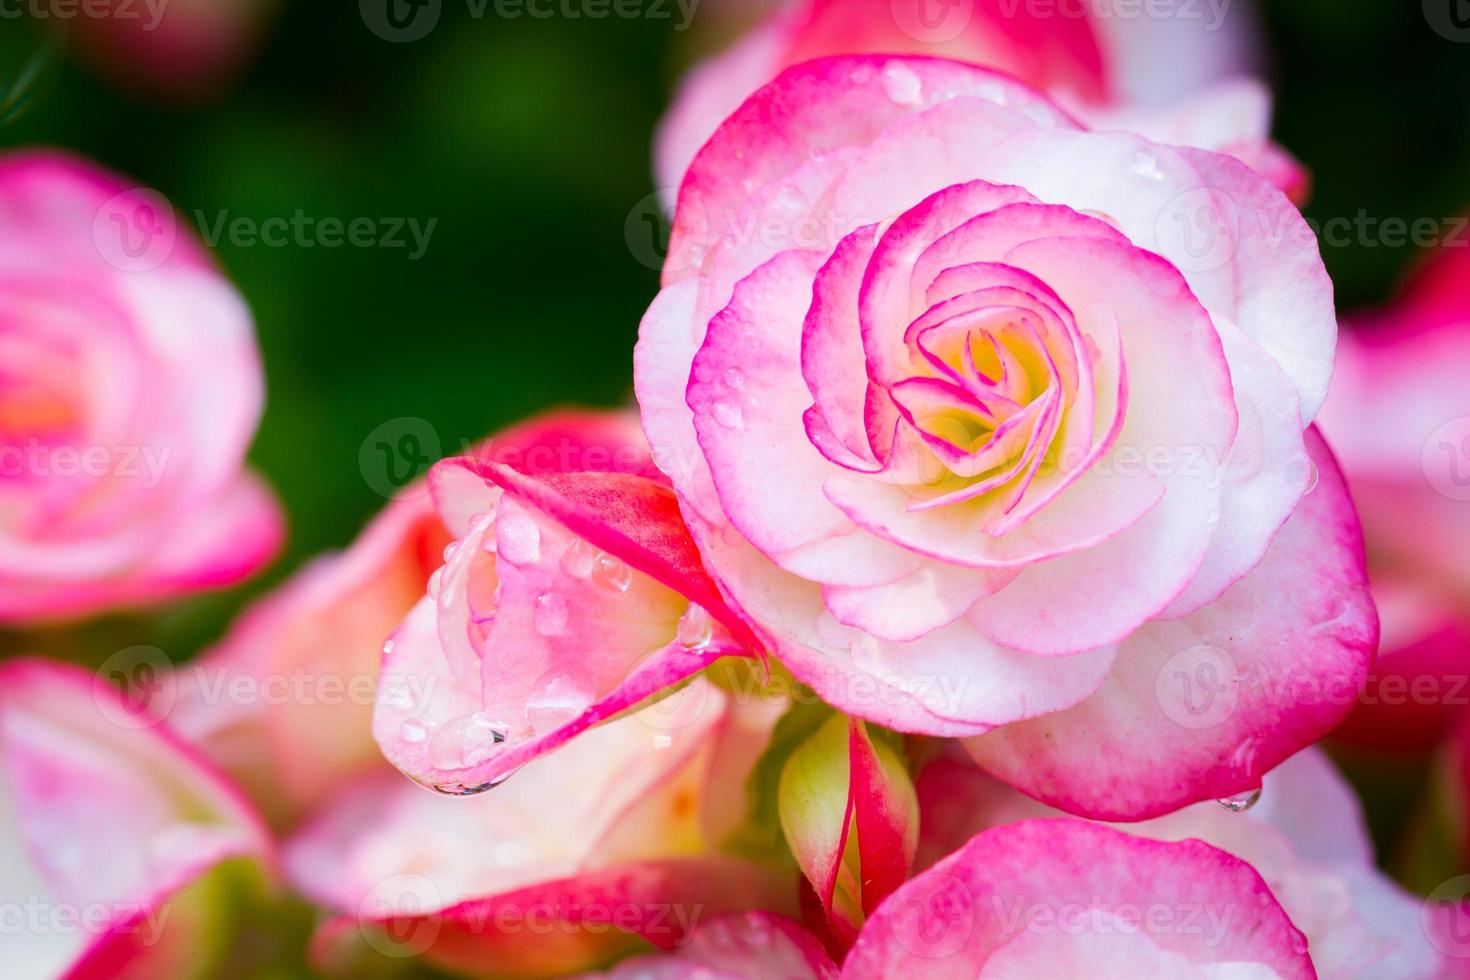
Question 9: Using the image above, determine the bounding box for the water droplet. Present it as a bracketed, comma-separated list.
[525, 674, 593, 736]
[1217, 787, 1262, 813]
[591, 552, 632, 593]
[427, 567, 444, 597]
[1131, 149, 1164, 181]
[382, 639, 395, 656]
[400, 719, 429, 744]
[723, 368, 746, 390]
[497, 511, 541, 565]
[1304, 461, 1319, 495]
[481, 535, 497, 554]
[676, 605, 714, 649]
[559, 538, 596, 579]
[713, 401, 744, 428]
[882, 65, 923, 106]
[533, 592, 569, 636]
[1289, 933, 1309, 955]
[428, 712, 508, 769]
[443, 542, 459, 563]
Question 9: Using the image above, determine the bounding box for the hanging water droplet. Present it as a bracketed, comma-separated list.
[676, 605, 714, 649]
[591, 552, 632, 593]
[426, 567, 444, 597]
[713, 401, 744, 428]
[882, 65, 923, 106]
[428, 712, 509, 769]
[497, 511, 541, 565]
[1217, 787, 1262, 813]
[400, 719, 430, 744]
[442, 542, 459, 563]
[382, 639, 395, 656]
[1304, 461, 1320, 495]
[533, 592, 569, 636]
[559, 538, 596, 579]
[1131, 149, 1164, 181]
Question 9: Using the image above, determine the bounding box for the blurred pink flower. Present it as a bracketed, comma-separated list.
[0, 658, 276, 978]
[68, 0, 280, 101]
[0, 150, 282, 623]
[656, 0, 1301, 200]
[638, 54, 1374, 821]
[1319, 236, 1470, 753]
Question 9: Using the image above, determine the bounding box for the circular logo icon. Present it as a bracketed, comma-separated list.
[1424, 0, 1470, 42]
[636, 678, 712, 733]
[889, 0, 975, 45]
[1422, 418, 1470, 501]
[94, 645, 176, 730]
[625, 188, 709, 276]
[361, 0, 443, 43]
[889, 871, 975, 959]
[360, 416, 441, 498]
[92, 188, 177, 273]
[1154, 187, 1241, 274]
[1155, 644, 1239, 730]
[357, 874, 443, 958]
[1424, 876, 1470, 958]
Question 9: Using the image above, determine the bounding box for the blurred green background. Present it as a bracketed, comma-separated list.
[1, 5, 1469, 876]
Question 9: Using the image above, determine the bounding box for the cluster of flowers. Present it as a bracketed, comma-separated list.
[5, 1, 1470, 976]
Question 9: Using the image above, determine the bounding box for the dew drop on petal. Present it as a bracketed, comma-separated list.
[442, 542, 459, 563]
[559, 538, 596, 579]
[882, 65, 923, 106]
[676, 605, 714, 649]
[533, 591, 569, 636]
[429, 712, 509, 769]
[1217, 787, 1262, 813]
[591, 552, 632, 593]
[1131, 149, 1164, 181]
[400, 719, 429, 744]
[497, 511, 541, 565]
[427, 567, 444, 597]
[713, 401, 744, 429]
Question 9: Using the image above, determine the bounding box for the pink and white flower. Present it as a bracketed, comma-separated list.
[0, 658, 276, 979]
[291, 682, 795, 976]
[915, 747, 1454, 978]
[656, 0, 1301, 200]
[637, 55, 1375, 820]
[371, 408, 762, 795]
[0, 151, 282, 623]
[844, 819, 1317, 977]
